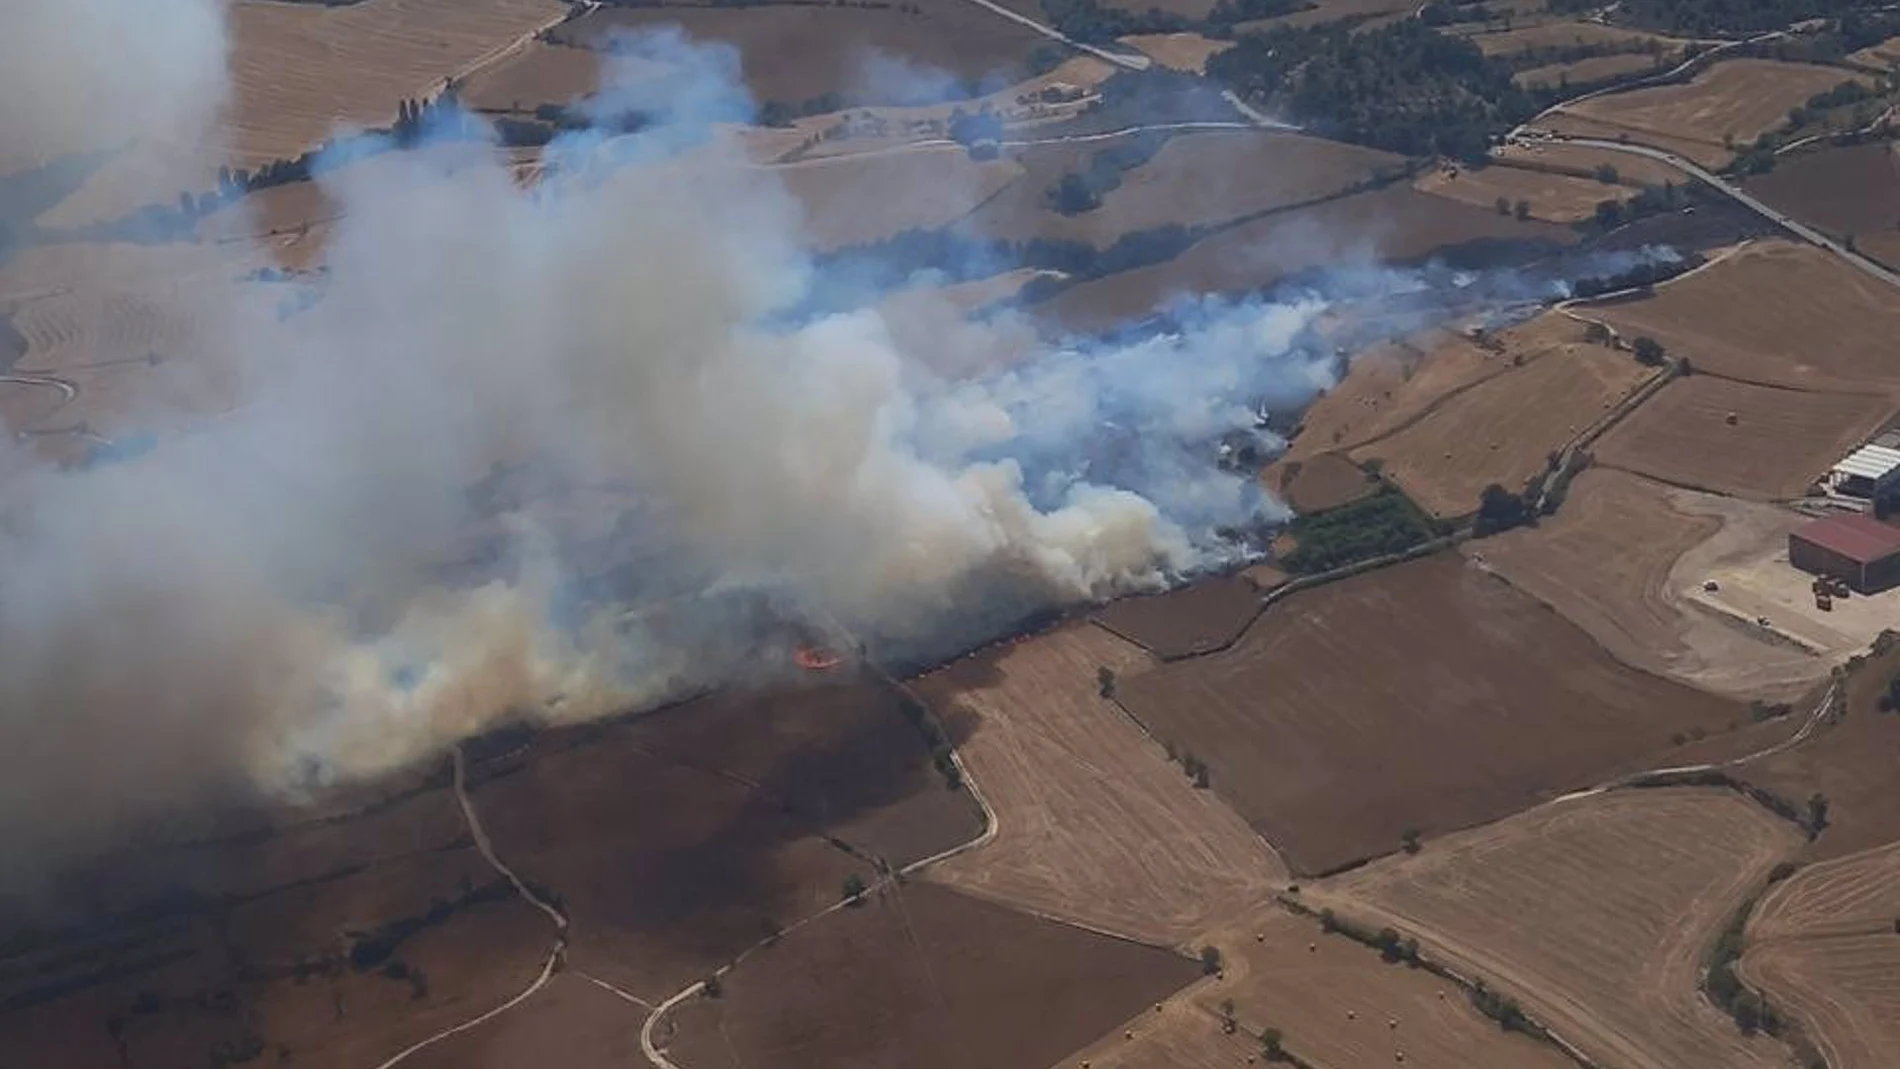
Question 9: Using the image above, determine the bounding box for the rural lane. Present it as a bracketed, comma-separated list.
[1533, 133, 1900, 289]
[948, 0, 1152, 71]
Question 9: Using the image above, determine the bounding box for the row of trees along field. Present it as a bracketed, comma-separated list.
[1207, 20, 1535, 162]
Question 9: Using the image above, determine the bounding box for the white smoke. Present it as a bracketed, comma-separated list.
[0, 3, 1348, 882]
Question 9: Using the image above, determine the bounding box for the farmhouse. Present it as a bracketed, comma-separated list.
[1822, 442, 1900, 502]
[1788, 513, 1900, 593]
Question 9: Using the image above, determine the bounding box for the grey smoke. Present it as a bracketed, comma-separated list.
[0, 2, 1363, 887]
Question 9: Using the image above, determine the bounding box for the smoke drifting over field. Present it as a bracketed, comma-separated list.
[0, 2, 1349, 884]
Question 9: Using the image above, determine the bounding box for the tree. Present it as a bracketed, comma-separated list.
[1594, 198, 1625, 227]
[1262, 1028, 1286, 1062]
[1097, 665, 1117, 698]
[1050, 172, 1102, 214]
[1514, 198, 1531, 221]
[1632, 336, 1666, 366]
[1200, 945, 1224, 975]
[1584, 321, 1612, 345]
[1733, 990, 1763, 1035]
[703, 973, 724, 998]
[1401, 828, 1422, 854]
[1495, 195, 1511, 215]
[1219, 997, 1237, 1033]
[1593, 162, 1620, 184]
[1807, 792, 1830, 832]
[842, 874, 868, 905]
[1473, 483, 1533, 537]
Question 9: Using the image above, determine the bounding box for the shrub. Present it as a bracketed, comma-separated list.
[1632, 336, 1666, 366]
[842, 874, 868, 904]
[1200, 945, 1224, 974]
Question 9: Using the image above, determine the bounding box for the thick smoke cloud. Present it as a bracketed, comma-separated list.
[0, 3, 1347, 887]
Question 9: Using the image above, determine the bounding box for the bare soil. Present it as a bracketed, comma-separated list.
[1592, 374, 1891, 500]
[664, 880, 1200, 1069]
[914, 622, 1287, 944]
[1115, 553, 1751, 875]
[1273, 449, 1378, 512]
[1745, 142, 1900, 266]
[1315, 787, 1804, 1069]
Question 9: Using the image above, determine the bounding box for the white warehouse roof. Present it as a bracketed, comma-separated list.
[1832, 444, 1900, 481]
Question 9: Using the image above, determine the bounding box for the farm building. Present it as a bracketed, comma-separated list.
[1788, 513, 1900, 593]
[1822, 443, 1900, 501]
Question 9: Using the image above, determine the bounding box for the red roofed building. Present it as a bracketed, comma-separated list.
[1788, 513, 1900, 593]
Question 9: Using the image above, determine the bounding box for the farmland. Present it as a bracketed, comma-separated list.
[1092, 574, 1267, 658]
[1496, 139, 1683, 186]
[1589, 239, 1900, 391]
[1546, 60, 1862, 167]
[913, 623, 1286, 944]
[1415, 159, 1636, 222]
[1124, 32, 1235, 72]
[1039, 184, 1575, 333]
[1272, 449, 1378, 512]
[1318, 787, 1805, 1069]
[1115, 553, 1749, 874]
[776, 147, 1024, 250]
[1470, 20, 1683, 55]
[1350, 323, 1655, 517]
[1467, 467, 1825, 699]
[461, 41, 604, 114]
[1744, 841, 1900, 1069]
[960, 129, 1403, 249]
[546, 0, 1046, 107]
[1076, 907, 1577, 1069]
[663, 880, 1199, 1069]
[1746, 142, 1900, 270]
[1276, 330, 1507, 464]
[1593, 374, 1891, 500]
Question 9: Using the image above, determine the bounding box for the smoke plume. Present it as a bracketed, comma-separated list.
[0, 2, 1354, 885]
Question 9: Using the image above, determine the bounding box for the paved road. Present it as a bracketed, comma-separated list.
[1532, 134, 1900, 289]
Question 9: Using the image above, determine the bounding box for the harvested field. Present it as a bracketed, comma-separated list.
[1318, 787, 1804, 1069]
[1496, 139, 1682, 186]
[1273, 449, 1377, 512]
[1123, 32, 1235, 72]
[1351, 317, 1655, 517]
[1116, 553, 1749, 874]
[1471, 20, 1682, 54]
[1415, 159, 1636, 222]
[1744, 841, 1900, 1069]
[1233, 0, 1415, 31]
[1589, 240, 1900, 391]
[1468, 468, 1825, 700]
[962, 130, 1401, 249]
[1593, 374, 1890, 500]
[1516, 51, 1667, 88]
[914, 622, 1286, 944]
[1077, 906, 1576, 1069]
[461, 40, 604, 113]
[399, 973, 641, 1069]
[1740, 639, 1900, 862]
[776, 146, 1023, 250]
[1039, 184, 1574, 333]
[1746, 142, 1900, 266]
[1277, 330, 1505, 464]
[469, 671, 981, 1002]
[1103, 0, 1221, 15]
[1091, 574, 1265, 658]
[548, 0, 1045, 106]
[1548, 59, 1862, 168]
[1847, 33, 1900, 71]
[664, 881, 1199, 1069]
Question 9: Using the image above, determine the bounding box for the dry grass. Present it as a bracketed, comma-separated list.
[1417, 160, 1635, 222]
[1471, 20, 1684, 55]
[1846, 33, 1900, 71]
[1744, 842, 1900, 1069]
[1495, 139, 1683, 185]
[1318, 787, 1805, 1069]
[1467, 468, 1826, 700]
[1593, 375, 1891, 500]
[1516, 51, 1668, 88]
[914, 622, 1286, 945]
[1123, 32, 1235, 73]
[1549, 59, 1863, 168]
[775, 146, 1023, 250]
[461, 40, 604, 113]
[1280, 329, 1506, 463]
[1590, 240, 1900, 392]
[1351, 317, 1654, 517]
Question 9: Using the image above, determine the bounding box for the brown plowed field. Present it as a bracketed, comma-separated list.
[1116, 554, 1749, 874]
[1593, 374, 1890, 500]
[1549, 60, 1860, 168]
[548, 0, 1045, 105]
[1091, 574, 1265, 658]
[461, 41, 604, 113]
[914, 622, 1286, 944]
[1416, 160, 1636, 222]
[963, 130, 1401, 249]
[1319, 787, 1805, 1069]
[1589, 240, 1900, 391]
[775, 147, 1023, 250]
[1746, 142, 1900, 267]
[1466, 467, 1825, 699]
[1741, 639, 1900, 862]
[1274, 449, 1377, 512]
[1743, 841, 1900, 1069]
[399, 973, 642, 1069]
[1039, 184, 1575, 333]
[1079, 907, 1577, 1069]
[1352, 328, 1654, 517]
[664, 881, 1199, 1069]
[470, 672, 982, 1002]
